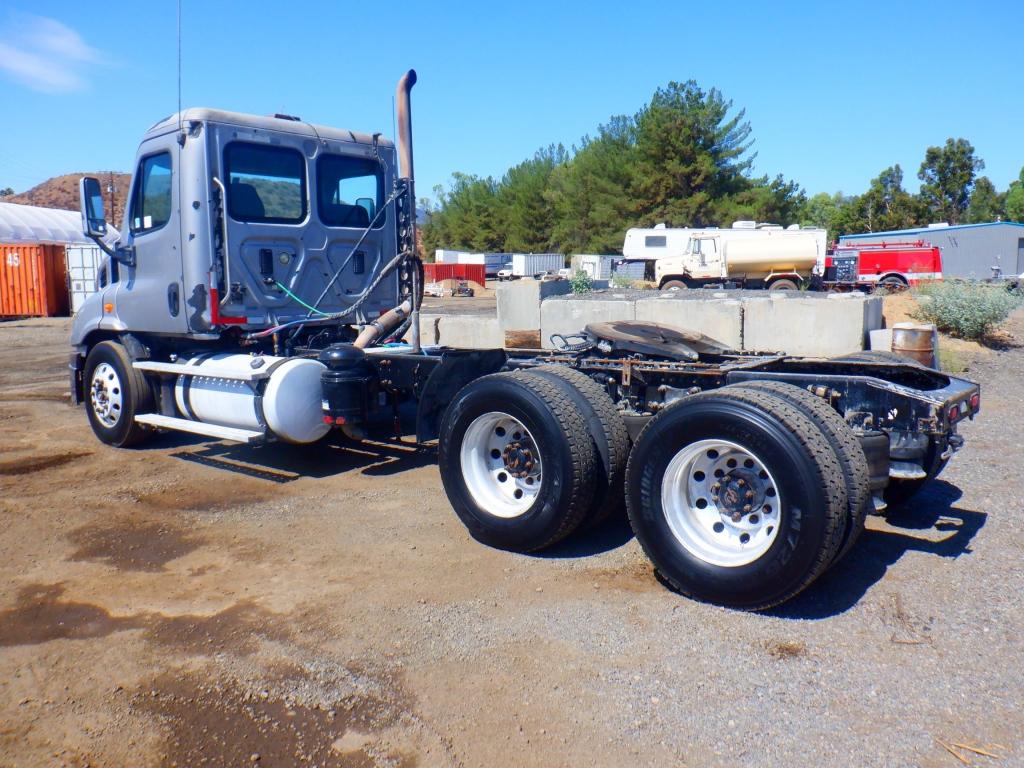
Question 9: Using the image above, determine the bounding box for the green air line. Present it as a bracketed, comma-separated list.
[275, 281, 330, 316]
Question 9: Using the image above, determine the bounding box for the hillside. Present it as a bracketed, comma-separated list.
[4, 173, 132, 225]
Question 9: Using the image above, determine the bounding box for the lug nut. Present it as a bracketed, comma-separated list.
[711, 483, 720, 492]
[745, 491, 754, 500]
[743, 504, 752, 513]
[731, 512, 743, 523]
[736, 478, 746, 487]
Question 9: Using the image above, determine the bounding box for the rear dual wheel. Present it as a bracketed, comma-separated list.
[625, 387, 849, 610]
[439, 372, 596, 552]
[438, 368, 629, 552]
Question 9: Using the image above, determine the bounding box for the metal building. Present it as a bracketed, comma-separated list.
[838, 222, 1024, 280]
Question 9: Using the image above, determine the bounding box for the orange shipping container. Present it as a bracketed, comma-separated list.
[0, 243, 70, 317]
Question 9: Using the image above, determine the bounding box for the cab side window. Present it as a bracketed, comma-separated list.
[130, 153, 172, 234]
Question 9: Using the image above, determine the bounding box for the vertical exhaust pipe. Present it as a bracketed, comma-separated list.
[396, 69, 417, 180]
[395, 69, 421, 352]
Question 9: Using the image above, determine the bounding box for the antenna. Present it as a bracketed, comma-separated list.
[177, 0, 182, 133]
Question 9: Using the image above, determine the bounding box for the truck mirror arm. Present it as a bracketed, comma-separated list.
[87, 233, 116, 259]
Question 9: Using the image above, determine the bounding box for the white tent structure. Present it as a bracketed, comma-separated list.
[0, 201, 119, 245]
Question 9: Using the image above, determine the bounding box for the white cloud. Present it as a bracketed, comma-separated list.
[0, 12, 103, 93]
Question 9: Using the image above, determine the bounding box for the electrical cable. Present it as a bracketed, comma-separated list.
[306, 185, 403, 315]
[274, 281, 330, 316]
[246, 251, 406, 340]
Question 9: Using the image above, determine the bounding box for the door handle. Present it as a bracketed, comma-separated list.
[168, 283, 180, 317]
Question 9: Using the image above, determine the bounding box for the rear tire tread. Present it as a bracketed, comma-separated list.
[728, 381, 871, 565]
[442, 372, 596, 551]
[527, 365, 630, 525]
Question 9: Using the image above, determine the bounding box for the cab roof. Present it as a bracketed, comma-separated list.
[145, 107, 394, 148]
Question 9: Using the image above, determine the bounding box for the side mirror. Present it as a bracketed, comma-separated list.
[80, 176, 107, 238]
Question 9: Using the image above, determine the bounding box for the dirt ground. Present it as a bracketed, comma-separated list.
[1, 313, 1022, 768]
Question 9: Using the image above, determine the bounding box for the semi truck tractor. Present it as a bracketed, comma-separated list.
[71, 71, 980, 610]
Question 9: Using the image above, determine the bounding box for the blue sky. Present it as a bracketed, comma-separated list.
[1, 0, 1021, 205]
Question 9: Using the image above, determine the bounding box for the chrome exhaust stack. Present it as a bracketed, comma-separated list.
[395, 69, 421, 353]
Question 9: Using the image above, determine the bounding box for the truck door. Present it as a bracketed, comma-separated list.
[692, 237, 721, 278]
[112, 140, 189, 334]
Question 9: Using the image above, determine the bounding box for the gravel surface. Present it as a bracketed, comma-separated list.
[0, 313, 1020, 767]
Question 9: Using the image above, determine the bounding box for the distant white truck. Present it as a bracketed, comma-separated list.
[496, 253, 564, 280]
[623, 222, 827, 290]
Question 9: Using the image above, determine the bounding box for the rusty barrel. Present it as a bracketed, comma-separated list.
[891, 322, 938, 368]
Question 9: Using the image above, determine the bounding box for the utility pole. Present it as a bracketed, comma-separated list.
[107, 172, 115, 221]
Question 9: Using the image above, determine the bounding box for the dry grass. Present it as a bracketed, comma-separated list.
[762, 639, 808, 660]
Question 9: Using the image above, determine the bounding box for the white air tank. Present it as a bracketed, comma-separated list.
[174, 354, 330, 444]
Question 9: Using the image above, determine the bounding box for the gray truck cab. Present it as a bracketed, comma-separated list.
[73, 109, 404, 348]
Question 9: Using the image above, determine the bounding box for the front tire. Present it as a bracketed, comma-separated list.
[661, 280, 688, 291]
[83, 341, 154, 447]
[438, 372, 597, 552]
[879, 275, 908, 291]
[625, 389, 847, 610]
[768, 278, 799, 291]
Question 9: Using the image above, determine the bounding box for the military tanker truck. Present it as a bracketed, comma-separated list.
[71, 70, 980, 610]
[656, 228, 823, 290]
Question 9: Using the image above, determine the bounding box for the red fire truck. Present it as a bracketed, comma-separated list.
[822, 240, 943, 291]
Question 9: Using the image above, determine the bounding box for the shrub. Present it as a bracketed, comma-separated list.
[912, 280, 1022, 341]
[569, 270, 593, 294]
[611, 273, 634, 289]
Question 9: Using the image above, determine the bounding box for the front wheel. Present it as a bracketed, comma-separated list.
[661, 280, 688, 291]
[768, 278, 799, 291]
[879, 275, 908, 291]
[83, 341, 155, 447]
[625, 388, 846, 610]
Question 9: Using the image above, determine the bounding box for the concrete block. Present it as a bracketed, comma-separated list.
[496, 279, 572, 332]
[436, 315, 504, 349]
[403, 313, 442, 345]
[741, 293, 883, 357]
[869, 328, 893, 351]
[634, 294, 743, 349]
[540, 296, 635, 349]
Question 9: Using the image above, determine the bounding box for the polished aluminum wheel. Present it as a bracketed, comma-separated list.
[460, 412, 543, 518]
[661, 438, 781, 567]
[89, 362, 123, 428]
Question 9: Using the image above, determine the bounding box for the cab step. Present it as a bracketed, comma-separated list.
[134, 413, 266, 444]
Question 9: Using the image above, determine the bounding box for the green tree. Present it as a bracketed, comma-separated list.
[800, 192, 841, 230]
[547, 116, 637, 253]
[498, 144, 567, 252]
[965, 176, 1004, 223]
[0, 187, 13, 197]
[917, 138, 985, 224]
[861, 165, 921, 232]
[714, 174, 806, 226]
[799, 191, 863, 244]
[1004, 167, 1024, 222]
[630, 80, 754, 227]
[420, 173, 505, 254]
